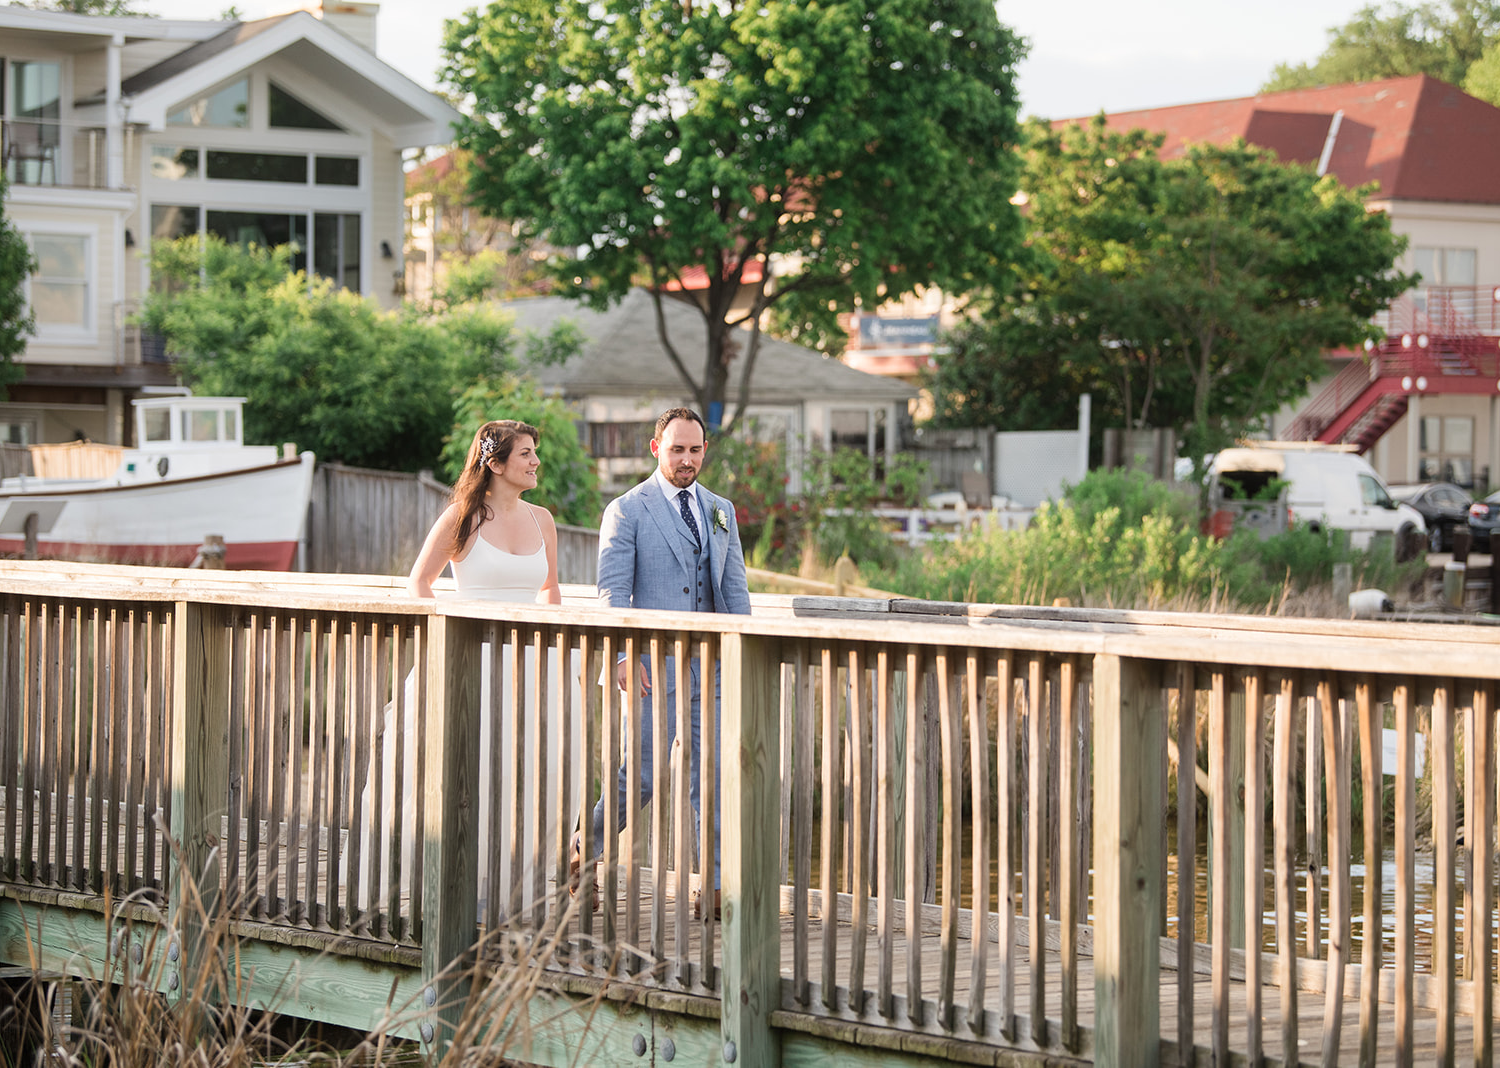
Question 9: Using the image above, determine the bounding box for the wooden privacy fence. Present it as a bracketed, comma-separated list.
[0, 561, 1499, 1066]
[306, 463, 599, 583]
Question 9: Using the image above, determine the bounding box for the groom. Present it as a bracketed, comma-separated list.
[587, 406, 751, 892]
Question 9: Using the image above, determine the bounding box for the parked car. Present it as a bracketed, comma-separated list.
[1469, 490, 1500, 552]
[1388, 482, 1474, 552]
[1208, 443, 1427, 560]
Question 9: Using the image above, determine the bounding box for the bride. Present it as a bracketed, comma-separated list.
[358, 419, 578, 922]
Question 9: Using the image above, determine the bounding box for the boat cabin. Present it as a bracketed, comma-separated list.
[133, 396, 245, 451]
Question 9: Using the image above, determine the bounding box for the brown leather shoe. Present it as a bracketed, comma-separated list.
[692, 888, 722, 920]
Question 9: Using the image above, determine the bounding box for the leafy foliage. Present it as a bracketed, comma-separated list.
[864, 468, 1424, 611]
[442, 0, 1026, 429]
[138, 237, 581, 474]
[0, 172, 34, 400]
[702, 432, 926, 572]
[442, 379, 602, 526]
[1263, 0, 1500, 96]
[926, 119, 1414, 465]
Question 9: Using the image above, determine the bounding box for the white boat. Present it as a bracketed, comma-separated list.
[0, 395, 315, 570]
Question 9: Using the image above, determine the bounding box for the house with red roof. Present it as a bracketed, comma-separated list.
[1083, 74, 1500, 492]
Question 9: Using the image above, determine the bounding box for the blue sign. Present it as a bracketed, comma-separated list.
[858, 316, 939, 347]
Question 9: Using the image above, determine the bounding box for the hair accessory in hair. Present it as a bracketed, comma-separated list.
[478, 436, 499, 467]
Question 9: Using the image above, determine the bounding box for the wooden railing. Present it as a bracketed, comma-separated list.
[0, 562, 1498, 1066]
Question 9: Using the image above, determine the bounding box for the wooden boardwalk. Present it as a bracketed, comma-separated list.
[1, 560, 1499, 1067]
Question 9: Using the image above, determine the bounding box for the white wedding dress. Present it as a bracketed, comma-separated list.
[355, 519, 582, 924]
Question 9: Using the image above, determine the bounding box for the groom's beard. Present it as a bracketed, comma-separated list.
[666, 466, 699, 488]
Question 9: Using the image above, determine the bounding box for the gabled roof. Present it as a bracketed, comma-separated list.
[504, 289, 916, 406]
[112, 11, 459, 148]
[1072, 74, 1500, 204]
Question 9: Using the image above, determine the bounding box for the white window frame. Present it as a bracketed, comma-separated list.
[22, 223, 96, 344]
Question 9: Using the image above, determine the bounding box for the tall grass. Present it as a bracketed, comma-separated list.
[0, 868, 599, 1067]
[864, 468, 1426, 613]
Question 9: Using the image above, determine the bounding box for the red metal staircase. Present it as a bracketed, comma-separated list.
[1283, 304, 1500, 453]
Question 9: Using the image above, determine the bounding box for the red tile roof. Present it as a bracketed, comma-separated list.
[1067, 74, 1500, 205]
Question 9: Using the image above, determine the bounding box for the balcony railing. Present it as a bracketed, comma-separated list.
[1, 116, 133, 191]
[1374, 285, 1500, 336]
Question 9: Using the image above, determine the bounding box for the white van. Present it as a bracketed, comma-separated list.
[1209, 443, 1427, 559]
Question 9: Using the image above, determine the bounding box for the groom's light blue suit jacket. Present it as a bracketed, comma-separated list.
[596, 478, 752, 616]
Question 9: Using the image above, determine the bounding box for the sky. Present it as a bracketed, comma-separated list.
[141, 0, 1374, 120]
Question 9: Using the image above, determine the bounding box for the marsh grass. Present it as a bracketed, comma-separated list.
[0, 845, 603, 1068]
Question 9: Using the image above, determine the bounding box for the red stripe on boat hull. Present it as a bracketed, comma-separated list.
[0, 538, 298, 571]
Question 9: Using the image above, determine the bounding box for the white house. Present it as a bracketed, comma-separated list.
[1, 1, 459, 447]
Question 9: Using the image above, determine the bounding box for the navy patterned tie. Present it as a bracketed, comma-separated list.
[677, 489, 701, 544]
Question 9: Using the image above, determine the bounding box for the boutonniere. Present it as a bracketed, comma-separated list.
[712, 506, 729, 533]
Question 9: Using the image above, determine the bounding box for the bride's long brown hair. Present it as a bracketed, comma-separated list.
[448, 419, 540, 555]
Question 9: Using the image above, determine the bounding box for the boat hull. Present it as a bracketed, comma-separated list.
[0, 455, 315, 571]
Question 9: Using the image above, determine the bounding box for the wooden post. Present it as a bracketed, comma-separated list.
[419, 613, 482, 1054]
[720, 631, 781, 1068]
[1092, 653, 1163, 1068]
[168, 599, 231, 1022]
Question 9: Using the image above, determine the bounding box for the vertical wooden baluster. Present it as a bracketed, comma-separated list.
[1393, 679, 1415, 1067]
[553, 627, 572, 934]
[1467, 685, 1478, 984]
[792, 642, 813, 1006]
[287, 616, 306, 928]
[248, 610, 268, 920]
[303, 619, 324, 926]
[1176, 661, 1196, 1063]
[1027, 653, 1046, 1046]
[697, 632, 717, 987]
[1058, 654, 1078, 1052]
[267, 615, 290, 923]
[69, 604, 88, 893]
[0, 597, 13, 882]
[39, 601, 58, 886]
[938, 650, 962, 1034]
[24, 598, 45, 885]
[1319, 673, 1347, 1067]
[324, 617, 348, 930]
[644, 634, 668, 970]
[532, 626, 551, 917]
[905, 646, 927, 1024]
[483, 625, 503, 929]
[1209, 669, 1230, 1067]
[621, 634, 644, 974]
[350, 617, 374, 930]
[673, 630, 696, 981]
[224, 611, 245, 909]
[848, 644, 870, 1014]
[507, 625, 525, 926]
[601, 632, 622, 968]
[1432, 680, 1455, 1068]
[126, 609, 147, 894]
[1306, 683, 1324, 963]
[146, 608, 167, 894]
[1243, 670, 1263, 1066]
[996, 652, 1015, 1041]
[876, 647, 896, 1020]
[87, 605, 106, 894]
[576, 633, 597, 952]
[410, 621, 429, 943]
[1273, 673, 1299, 1064]
[662, 634, 684, 969]
[1473, 682, 1495, 1068]
[966, 649, 991, 1035]
[1357, 678, 1382, 1065]
[819, 644, 839, 1011]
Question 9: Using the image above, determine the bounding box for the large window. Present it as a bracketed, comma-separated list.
[168, 78, 248, 128]
[206, 210, 308, 272]
[3, 60, 62, 186]
[269, 82, 343, 131]
[1413, 246, 1477, 287]
[313, 213, 361, 292]
[28, 232, 90, 334]
[1420, 415, 1475, 486]
[206, 150, 308, 183]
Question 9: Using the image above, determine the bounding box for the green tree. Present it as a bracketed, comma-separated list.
[20, 0, 150, 13]
[138, 236, 576, 472]
[928, 119, 1415, 467]
[442, 0, 1026, 431]
[1263, 0, 1500, 92]
[0, 173, 34, 400]
[443, 378, 602, 526]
